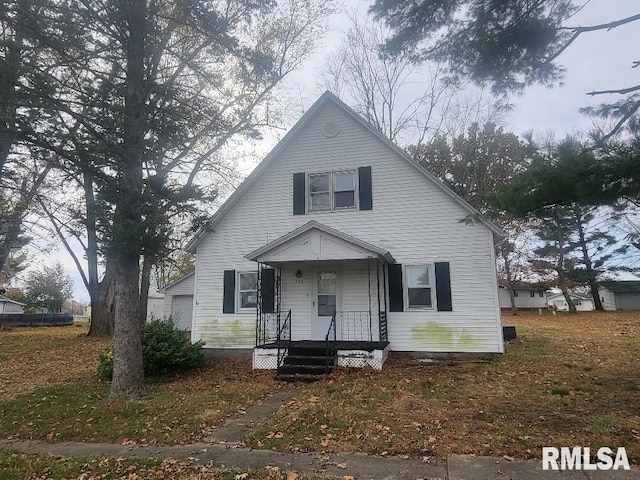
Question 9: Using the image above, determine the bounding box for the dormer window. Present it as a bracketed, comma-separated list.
[309, 171, 356, 211]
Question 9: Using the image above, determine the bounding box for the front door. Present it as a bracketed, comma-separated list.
[311, 270, 340, 340]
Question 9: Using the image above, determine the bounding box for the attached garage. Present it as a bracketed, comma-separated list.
[158, 272, 194, 331]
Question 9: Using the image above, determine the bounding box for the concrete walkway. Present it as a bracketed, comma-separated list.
[2, 438, 639, 479]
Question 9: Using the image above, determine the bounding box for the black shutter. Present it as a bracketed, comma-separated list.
[388, 263, 403, 312]
[261, 268, 275, 314]
[435, 262, 452, 312]
[358, 166, 372, 210]
[223, 270, 235, 313]
[293, 172, 305, 215]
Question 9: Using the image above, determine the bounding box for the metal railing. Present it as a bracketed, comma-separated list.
[325, 313, 337, 373]
[378, 311, 388, 342]
[277, 309, 292, 369]
[336, 311, 374, 341]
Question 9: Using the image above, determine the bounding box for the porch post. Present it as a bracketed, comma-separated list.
[367, 258, 372, 341]
[256, 262, 262, 347]
[376, 259, 381, 314]
[383, 262, 388, 313]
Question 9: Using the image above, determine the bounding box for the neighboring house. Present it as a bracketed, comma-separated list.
[498, 283, 548, 311]
[158, 272, 194, 331]
[0, 295, 25, 314]
[146, 290, 165, 321]
[185, 91, 505, 373]
[598, 281, 640, 310]
[547, 291, 594, 312]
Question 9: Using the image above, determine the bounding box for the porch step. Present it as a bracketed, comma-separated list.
[284, 355, 333, 366]
[276, 344, 337, 382]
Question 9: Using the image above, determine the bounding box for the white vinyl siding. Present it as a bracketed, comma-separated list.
[192, 100, 502, 353]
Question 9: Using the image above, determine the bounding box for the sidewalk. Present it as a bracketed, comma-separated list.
[1, 438, 639, 479]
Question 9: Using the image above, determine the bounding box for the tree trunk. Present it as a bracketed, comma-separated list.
[88, 270, 115, 336]
[110, 255, 145, 398]
[109, 0, 147, 399]
[576, 220, 605, 311]
[139, 255, 152, 324]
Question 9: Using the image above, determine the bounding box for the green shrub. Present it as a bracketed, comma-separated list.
[97, 318, 205, 380]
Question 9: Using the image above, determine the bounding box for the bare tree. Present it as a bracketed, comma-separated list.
[321, 11, 488, 146]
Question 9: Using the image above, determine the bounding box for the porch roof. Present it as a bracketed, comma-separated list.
[246, 221, 395, 264]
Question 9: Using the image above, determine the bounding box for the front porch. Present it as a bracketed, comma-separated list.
[246, 222, 394, 377]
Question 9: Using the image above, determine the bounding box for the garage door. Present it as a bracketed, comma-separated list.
[616, 293, 640, 311]
[171, 295, 193, 330]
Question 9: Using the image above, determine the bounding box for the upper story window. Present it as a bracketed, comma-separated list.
[309, 171, 356, 211]
[405, 265, 432, 309]
[530, 290, 535, 298]
[294, 167, 371, 215]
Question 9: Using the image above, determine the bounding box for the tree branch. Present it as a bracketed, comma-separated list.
[587, 84, 640, 96]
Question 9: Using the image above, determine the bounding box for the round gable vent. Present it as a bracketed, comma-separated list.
[322, 121, 340, 138]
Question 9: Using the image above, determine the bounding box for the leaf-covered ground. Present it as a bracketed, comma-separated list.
[0, 450, 331, 480]
[247, 311, 640, 462]
[1, 312, 639, 466]
[0, 325, 285, 444]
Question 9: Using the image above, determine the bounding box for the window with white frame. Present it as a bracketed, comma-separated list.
[308, 171, 355, 211]
[238, 271, 258, 310]
[405, 265, 432, 308]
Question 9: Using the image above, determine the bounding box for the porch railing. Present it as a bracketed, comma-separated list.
[256, 310, 291, 348]
[337, 311, 373, 341]
[379, 311, 388, 342]
[325, 313, 337, 373]
[277, 309, 292, 369]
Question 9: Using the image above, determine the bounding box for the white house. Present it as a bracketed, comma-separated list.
[185, 92, 504, 376]
[598, 281, 640, 311]
[157, 272, 194, 331]
[146, 289, 165, 321]
[0, 295, 25, 314]
[547, 291, 594, 311]
[498, 283, 548, 311]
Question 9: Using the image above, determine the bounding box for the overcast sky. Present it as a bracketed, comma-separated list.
[281, 0, 640, 139]
[40, 0, 640, 303]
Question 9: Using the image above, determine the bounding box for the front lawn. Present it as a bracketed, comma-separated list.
[1, 312, 638, 464]
[247, 311, 640, 462]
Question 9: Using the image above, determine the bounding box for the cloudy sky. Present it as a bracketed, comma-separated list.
[38, 0, 640, 302]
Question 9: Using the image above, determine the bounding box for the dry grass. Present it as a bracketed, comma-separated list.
[0, 325, 109, 401]
[0, 325, 284, 444]
[1, 313, 639, 465]
[247, 311, 640, 462]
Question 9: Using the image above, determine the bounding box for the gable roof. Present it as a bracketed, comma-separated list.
[246, 220, 395, 264]
[186, 91, 504, 253]
[157, 271, 195, 293]
[547, 291, 592, 301]
[599, 280, 640, 293]
[0, 295, 25, 306]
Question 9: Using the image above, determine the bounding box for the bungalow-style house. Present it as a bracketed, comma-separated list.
[498, 282, 548, 311]
[157, 272, 194, 331]
[547, 291, 594, 312]
[0, 295, 25, 314]
[185, 92, 505, 377]
[598, 280, 640, 310]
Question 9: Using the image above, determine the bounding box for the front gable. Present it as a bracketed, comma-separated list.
[186, 91, 502, 253]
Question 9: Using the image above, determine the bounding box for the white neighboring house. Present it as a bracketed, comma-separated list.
[146, 290, 165, 321]
[547, 291, 594, 311]
[184, 92, 505, 371]
[598, 281, 640, 311]
[157, 272, 194, 331]
[0, 295, 25, 314]
[498, 283, 548, 311]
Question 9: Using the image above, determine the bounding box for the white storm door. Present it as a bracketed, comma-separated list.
[311, 270, 340, 340]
